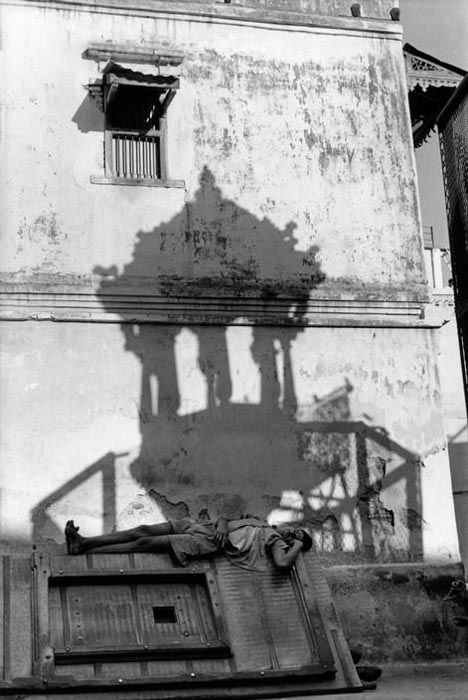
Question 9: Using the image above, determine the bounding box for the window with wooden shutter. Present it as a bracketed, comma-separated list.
[84, 44, 185, 187]
[103, 65, 178, 181]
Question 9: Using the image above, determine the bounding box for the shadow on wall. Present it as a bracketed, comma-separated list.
[447, 424, 468, 477]
[31, 168, 424, 563]
[447, 425, 468, 567]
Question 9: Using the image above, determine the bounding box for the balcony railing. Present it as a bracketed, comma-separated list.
[423, 226, 452, 290]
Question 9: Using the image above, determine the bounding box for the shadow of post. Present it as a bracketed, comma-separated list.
[31, 453, 120, 543]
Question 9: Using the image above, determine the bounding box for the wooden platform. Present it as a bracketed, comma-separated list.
[0, 548, 364, 697]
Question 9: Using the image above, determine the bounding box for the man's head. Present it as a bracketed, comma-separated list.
[277, 525, 313, 551]
[294, 527, 313, 551]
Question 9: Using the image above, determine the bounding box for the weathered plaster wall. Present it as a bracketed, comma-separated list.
[0, 2, 460, 573]
[0, 3, 423, 297]
[0, 321, 459, 563]
[434, 298, 468, 572]
[173, 0, 400, 20]
[257, 0, 399, 19]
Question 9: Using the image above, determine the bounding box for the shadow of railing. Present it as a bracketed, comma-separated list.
[31, 415, 423, 562]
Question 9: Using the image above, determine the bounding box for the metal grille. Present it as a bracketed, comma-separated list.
[439, 104, 468, 255]
[111, 133, 161, 179]
[439, 86, 468, 409]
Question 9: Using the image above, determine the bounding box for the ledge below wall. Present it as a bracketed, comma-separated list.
[0, 277, 436, 327]
[325, 561, 468, 663]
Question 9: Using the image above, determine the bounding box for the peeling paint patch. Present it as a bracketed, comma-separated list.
[15, 212, 67, 271]
[148, 490, 190, 520]
[17, 212, 62, 250]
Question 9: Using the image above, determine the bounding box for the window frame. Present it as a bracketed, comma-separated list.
[102, 73, 178, 182]
[85, 44, 186, 188]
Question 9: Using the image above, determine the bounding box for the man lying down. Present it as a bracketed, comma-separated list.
[65, 515, 312, 572]
[65, 518, 382, 683]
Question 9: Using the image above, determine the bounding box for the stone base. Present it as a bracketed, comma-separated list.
[326, 562, 468, 662]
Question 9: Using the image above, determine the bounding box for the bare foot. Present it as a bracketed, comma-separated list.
[65, 520, 86, 555]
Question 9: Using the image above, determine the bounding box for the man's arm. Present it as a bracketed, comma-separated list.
[270, 539, 303, 570]
[214, 514, 262, 546]
[214, 516, 229, 547]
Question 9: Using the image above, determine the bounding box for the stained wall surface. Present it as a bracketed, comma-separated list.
[0, 319, 459, 563]
[0, 0, 459, 565]
[1, 3, 422, 293]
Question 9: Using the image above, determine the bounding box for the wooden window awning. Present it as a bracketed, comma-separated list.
[88, 62, 179, 113]
[84, 42, 185, 68]
[104, 63, 180, 90]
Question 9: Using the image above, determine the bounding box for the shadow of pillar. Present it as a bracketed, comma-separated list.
[102, 457, 117, 534]
[355, 430, 374, 559]
[31, 452, 120, 543]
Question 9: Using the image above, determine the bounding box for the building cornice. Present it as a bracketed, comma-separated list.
[0, 277, 436, 328]
[0, 0, 403, 39]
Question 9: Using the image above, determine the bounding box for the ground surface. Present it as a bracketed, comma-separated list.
[286, 662, 468, 700]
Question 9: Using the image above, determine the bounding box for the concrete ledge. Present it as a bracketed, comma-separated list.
[90, 175, 186, 188]
[381, 660, 468, 676]
[324, 561, 467, 663]
[0, 291, 430, 326]
[297, 663, 468, 700]
[0, 275, 432, 326]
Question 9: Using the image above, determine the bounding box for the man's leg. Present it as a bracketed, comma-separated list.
[65, 520, 173, 554]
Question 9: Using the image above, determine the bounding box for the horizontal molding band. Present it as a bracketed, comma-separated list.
[0, 290, 438, 327]
[2, 0, 403, 39]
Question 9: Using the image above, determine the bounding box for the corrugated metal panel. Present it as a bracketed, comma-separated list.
[302, 552, 335, 615]
[66, 584, 138, 647]
[9, 557, 33, 679]
[133, 553, 176, 569]
[88, 553, 133, 571]
[147, 659, 188, 676]
[49, 585, 64, 649]
[257, 568, 313, 669]
[300, 552, 362, 690]
[138, 581, 209, 645]
[49, 554, 91, 574]
[191, 658, 232, 674]
[54, 662, 95, 678]
[99, 661, 142, 677]
[214, 560, 272, 671]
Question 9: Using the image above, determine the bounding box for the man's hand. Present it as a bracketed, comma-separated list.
[214, 517, 229, 548]
[270, 539, 303, 570]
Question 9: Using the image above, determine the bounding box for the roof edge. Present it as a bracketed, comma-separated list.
[404, 43, 466, 76]
[437, 73, 468, 130]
